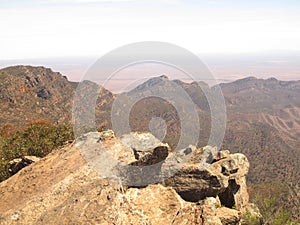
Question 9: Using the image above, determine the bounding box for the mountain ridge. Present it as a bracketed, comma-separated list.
[1, 65, 299, 222]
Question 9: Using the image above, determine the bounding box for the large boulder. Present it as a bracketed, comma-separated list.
[77, 131, 250, 211]
[120, 132, 170, 160]
[162, 146, 250, 211]
[75, 131, 170, 186]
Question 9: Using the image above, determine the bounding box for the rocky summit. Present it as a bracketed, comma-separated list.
[0, 131, 261, 224]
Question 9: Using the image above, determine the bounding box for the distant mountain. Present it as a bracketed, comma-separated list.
[0, 66, 113, 129]
[118, 75, 213, 149]
[220, 76, 300, 115]
[220, 76, 300, 140]
[219, 77, 300, 184]
[0, 66, 74, 126]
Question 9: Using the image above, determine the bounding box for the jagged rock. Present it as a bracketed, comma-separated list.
[216, 207, 241, 225]
[75, 131, 171, 186]
[162, 146, 249, 211]
[211, 153, 250, 211]
[120, 132, 170, 160]
[8, 156, 40, 175]
[0, 131, 259, 224]
[214, 150, 230, 162]
[75, 131, 136, 180]
[200, 197, 223, 225]
[98, 129, 115, 141]
[125, 145, 170, 187]
[86, 132, 250, 211]
[119, 132, 170, 187]
[36, 88, 51, 99]
[161, 146, 215, 200]
[120, 184, 193, 224]
[0, 147, 243, 225]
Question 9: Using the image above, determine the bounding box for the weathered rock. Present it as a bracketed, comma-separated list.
[112, 131, 171, 187]
[75, 132, 250, 213]
[162, 146, 250, 211]
[125, 145, 170, 187]
[216, 207, 241, 225]
[214, 150, 230, 162]
[211, 153, 250, 211]
[99, 129, 115, 140]
[75, 131, 136, 178]
[0, 160, 242, 225]
[8, 156, 40, 175]
[120, 132, 170, 160]
[200, 197, 223, 225]
[0, 131, 258, 224]
[75, 131, 171, 186]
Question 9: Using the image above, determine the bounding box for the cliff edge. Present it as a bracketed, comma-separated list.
[0, 131, 262, 225]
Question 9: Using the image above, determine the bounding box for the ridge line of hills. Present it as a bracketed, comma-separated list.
[0, 65, 299, 221]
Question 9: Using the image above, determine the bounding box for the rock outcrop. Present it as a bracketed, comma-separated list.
[8, 156, 40, 175]
[0, 131, 261, 225]
[162, 148, 249, 211]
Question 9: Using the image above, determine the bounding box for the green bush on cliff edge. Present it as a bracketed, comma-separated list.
[0, 121, 74, 182]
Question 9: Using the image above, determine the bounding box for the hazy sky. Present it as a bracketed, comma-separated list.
[1, 0, 300, 60]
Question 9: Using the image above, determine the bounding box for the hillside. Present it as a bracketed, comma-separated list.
[0, 66, 75, 126]
[221, 76, 300, 141]
[0, 66, 114, 132]
[219, 77, 300, 185]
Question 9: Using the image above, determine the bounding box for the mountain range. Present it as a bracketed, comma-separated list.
[0, 65, 299, 186]
[0, 65, 299, 221]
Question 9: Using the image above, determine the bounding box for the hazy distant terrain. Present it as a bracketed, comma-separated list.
[1, 50, 299, 92]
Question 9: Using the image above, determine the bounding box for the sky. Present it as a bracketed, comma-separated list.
[1, 0, 300, 60]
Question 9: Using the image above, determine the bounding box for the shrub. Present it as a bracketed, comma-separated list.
[249, 182, 299, 224]
[242, 211, 262, 225]
[0, 121, 74, 182]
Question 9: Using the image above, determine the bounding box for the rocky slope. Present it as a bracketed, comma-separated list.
[0, 66, 75, 126]
[0, 65, 113, 128]
[0, 131, 260, 225]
